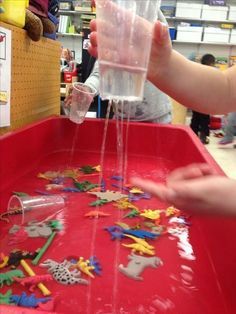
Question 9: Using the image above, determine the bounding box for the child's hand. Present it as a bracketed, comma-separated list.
[88, 18, 172, 83]
[131, 163, 236, 216]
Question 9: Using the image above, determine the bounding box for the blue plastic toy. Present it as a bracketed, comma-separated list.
[10, 292, 51, 308]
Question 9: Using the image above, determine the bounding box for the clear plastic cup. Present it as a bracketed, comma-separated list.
[96, 0, 160, 101]
[7, 195, 65, 225]
[69, 82, 97, 124]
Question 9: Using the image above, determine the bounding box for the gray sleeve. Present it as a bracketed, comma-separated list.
[84, 60, 100, 96]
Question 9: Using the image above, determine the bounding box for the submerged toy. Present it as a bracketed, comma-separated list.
[89, 256, 102, 276]
[14, 274, 53, 292]
[140, 209, 161, 220]
[84, 210, 110, 218]
[119, 253, 162, 280]
[10, 292, 51, 308]
[89, 199, 109, 207]
[0, 207, 22, 223]
[0, 249, 38, 269]
[0, 290, 12, 305]
[122, 243, 155, 256]
[40, 259, 88, 285]
[0, 269, 24, 287]
[124, 235, 154, 250]
[74, 180, 98, 192]
[20, 259, 51, 296]
[89, 190, 127, 202]
[72, 257, 95, 278]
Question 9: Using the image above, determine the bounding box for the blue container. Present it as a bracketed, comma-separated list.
[169, 28, 177, 40]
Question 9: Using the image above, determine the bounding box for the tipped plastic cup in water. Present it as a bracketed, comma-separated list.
[7, 194, 65, 225]
[96, 0, 160, 101]
[69, 82, 97, 124]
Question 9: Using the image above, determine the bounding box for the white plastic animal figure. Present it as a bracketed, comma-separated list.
[119, 253, 162, 280]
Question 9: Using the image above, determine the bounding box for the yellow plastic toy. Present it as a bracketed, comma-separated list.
[140, 209, 161, 220]
[0, 0, 29, 28]
[124, 234, 154, 250]
[72, 257, 95, 279]
[122, 243, 155, 256]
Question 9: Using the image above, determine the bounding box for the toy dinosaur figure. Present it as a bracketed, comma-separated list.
[140, 209, 161, 220]
[14, 274, 53, 292]
[74, 180, 98, 192]
[89, 199, 109, 207]
[123, 209, 140, 218]
[0, 289, 12, 305]
[119, 253, 162, 280]
[124, 235, 154, 250]
[84, 210, 110, 218]
[71, 257, 95, 278]
[113, 198, 139, 210]
[89, 256, 102, 276]
[122, 243, 155, 256]
[89, 190, 128, 202]
[0, 269, 24, 287]
[123, 228, 157, 240]
[40, 259, 88, 285]
[10, 292, 51, 308]
[166, 206, 181, 217]
[0, 249, 39, 269]
[0, 207, 22, 223]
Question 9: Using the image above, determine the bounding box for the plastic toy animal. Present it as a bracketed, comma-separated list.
[89, 256, 102, 276]
[0, 289, 12, 305]
[124, 235, 154, 250]
[84, 210, 110, 218]
[72, 257, 95, 278]
[9, 222, 52, 238]
[0, 207, 22, 223]
[123, 228, 157, 240]
[10, 292, 51, 308]
[122, 243, 155, 256]
[0, 269, 24, 287]
[123, 209, 140, 218]
[14, 274, 53, 292]
[119, 253, 162, 280]
[40, 259, 88, 285]
[0, 249, 39, 269]
[140, 209, 161, 220]
[89, 190, 127, 202]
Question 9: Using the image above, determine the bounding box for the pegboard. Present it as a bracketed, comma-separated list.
[0, 22, 61, 135]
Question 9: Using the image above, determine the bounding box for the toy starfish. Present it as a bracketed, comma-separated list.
[84, 211, 110, 218]
[89, 190, 127, 202]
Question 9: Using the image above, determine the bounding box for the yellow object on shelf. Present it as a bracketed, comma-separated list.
[0, 0, 29, 28]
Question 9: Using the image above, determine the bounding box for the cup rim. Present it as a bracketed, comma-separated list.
[72, 82, 97, 95]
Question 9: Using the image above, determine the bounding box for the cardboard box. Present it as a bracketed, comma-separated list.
[175, 2, 202, 19]
[201, 5, 228, 20]
[203, 27, 230, 43]
[228, 6, 236, 21]
[176, 26, 203, 42]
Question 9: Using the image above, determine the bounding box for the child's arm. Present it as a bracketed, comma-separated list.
[148, 22, 236, 115]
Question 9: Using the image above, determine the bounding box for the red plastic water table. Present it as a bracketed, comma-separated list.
[0, 116, 235, 314]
